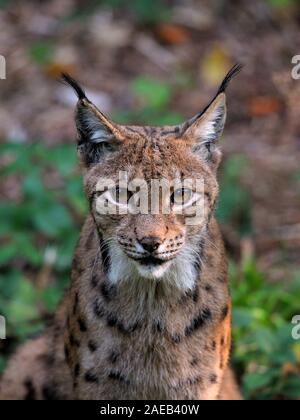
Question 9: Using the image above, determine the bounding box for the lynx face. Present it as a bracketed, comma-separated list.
[85, 132, 218, 285]
[64, 65, 241, 290]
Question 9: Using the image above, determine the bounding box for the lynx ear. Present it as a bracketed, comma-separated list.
[187, 92, 226, 149]
[182, 64, 242, 166]
[62, 73, 123, 166]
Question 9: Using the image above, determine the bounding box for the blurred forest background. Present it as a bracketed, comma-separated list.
[0, 0, 300, 400]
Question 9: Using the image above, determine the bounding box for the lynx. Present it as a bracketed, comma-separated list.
[0, 65, 242, 400]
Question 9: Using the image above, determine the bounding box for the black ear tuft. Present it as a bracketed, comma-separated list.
[216, 63, 243, 96]
[197, 63, 243, 119]
[61, 73, 87, 100]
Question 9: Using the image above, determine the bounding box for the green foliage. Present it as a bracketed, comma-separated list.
[0, 143, 86, 358]
[214, 155, 300, 399]
[294, 170, 300, 185]
[62, 0, 170, 25]
[100, 0, 170, 24]
[0, 0, 10, 9]
[232, 260, 300, 400]
[29, 41, 54, 66]
[217, 155, 252, 236]
[132, 77, 171, 109]
[114, 76, 183, 125]
[267, 0, 297, 9]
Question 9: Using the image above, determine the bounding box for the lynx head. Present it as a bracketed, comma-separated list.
[63, 65, 241, 290]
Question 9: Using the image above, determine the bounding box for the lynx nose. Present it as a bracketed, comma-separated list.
[140, 237, 161, 254]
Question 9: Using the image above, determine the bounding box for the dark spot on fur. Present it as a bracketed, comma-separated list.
[204, 284, 213, 293]
[42, 384, 60, 400]
[64, 345, 70, 362]
[171, 334, 181, 344]
[73, 293, 79, 315]
[69, 333, 80, 348]
[84, 371, 99, 383]
[107, 314, 118, 327]
[53, 323, 62, 339]
[209, 374, 218, 384]
[74, 363, 80, 378]
[108, 371, 129, 385]
[77, 317, 87, 332]
[93, 299, 105, 318]
[187, 376, 203, 386]
[108, 351, 119, 364]
[24, 379, 36, 400]
[152, 320, 163, 333]
[220, 336, 225, 346]
[221, 305, 229, 320]
[212, 340, 216, 351]
[192, 287, 199, 303]
[88, 340, 97, 352]
[190, 357, 198, 367]
[181, 285, 199, 304]
[91, 273, 99, 288]
[105, 312, 140, 335]
[39, 353, 55, 367]
[100, 281, 116, 302]
[185, 308, 212, 336]
[48, 355, 56, 367]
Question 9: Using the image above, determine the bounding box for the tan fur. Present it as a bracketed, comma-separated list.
[0, 69, 242, 400]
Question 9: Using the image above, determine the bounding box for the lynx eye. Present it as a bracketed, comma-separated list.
[171, 188, 193, 205]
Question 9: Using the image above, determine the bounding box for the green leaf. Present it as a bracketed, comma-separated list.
[22, 171, 44, 197]
[37, 145, 77, 177]
[0, 270, 22, 301]
[101, 0, 170, 24]
[0, 241, 18, 266]
[29, 41, 54, 65]
[55, 233, 77, 269]
[41, 287, 64, 312]
[243, 371, 276, 392]
[131, 77, 171, 109]
[267, 0, 296, 9]
[0, 0, 10, 9]
[281, 376, 300, 398]
[6, 279, 39, 324]
[232, 308, 254, 329]
[33, 204, 73, 237]
[0, 355, 6, 374]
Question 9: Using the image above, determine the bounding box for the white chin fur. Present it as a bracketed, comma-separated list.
[133, 260, 172, 280]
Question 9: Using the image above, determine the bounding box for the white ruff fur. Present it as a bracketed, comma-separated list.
[107, 233, 204, 292]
